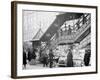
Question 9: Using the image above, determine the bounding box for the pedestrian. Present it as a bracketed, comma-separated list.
[42, 51, 48, 67]
[30, 49, 37, 65]
[54, 56, 59, 67]
[23, 50, 27, 69]
[68, 25, 72, 35]
[67, 49, 73, 67]
[49, 49, 54, 68]
[32, 49, 36, 60]
[84, 49, 91, 66]
[28, 50, 31, 62]
[83, 14, 87, 24]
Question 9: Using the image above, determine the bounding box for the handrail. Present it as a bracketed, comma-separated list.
[57, 14, 90, 36]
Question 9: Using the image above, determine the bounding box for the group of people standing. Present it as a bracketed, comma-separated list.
[42, 49, 57, 68]
[23, 47, 91, 69]
[42, 48, 74, 68]
[23, 49, 37, 69]
[23, 48, 57, 69]
[23, 48, 74, 69]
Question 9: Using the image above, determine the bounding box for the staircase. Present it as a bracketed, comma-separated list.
[50, 14, 91, 49]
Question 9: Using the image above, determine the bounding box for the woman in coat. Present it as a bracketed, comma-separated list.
[67, 49, 73, 67]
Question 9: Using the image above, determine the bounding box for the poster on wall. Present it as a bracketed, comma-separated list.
[11, 1, 98, 78]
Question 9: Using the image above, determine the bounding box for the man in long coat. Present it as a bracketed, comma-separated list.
[49, 49, 54, 68]
[23, 50, 27, 69]
[67, 49, 73, 67]
[84, 49, 91, 66]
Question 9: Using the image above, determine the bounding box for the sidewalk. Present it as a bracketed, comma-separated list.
[23, 63, 51, 70]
